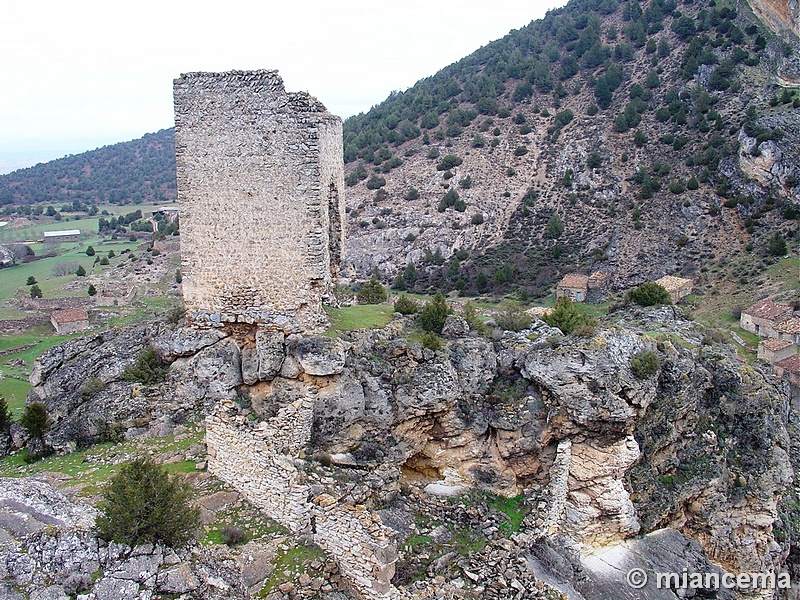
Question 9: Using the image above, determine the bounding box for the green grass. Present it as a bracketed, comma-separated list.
[257, 543, 326, 597]
[0, 378, 30, 417]
[324, 304, 394, 333]
[0, 426, 204, 481]
[487, 493, 528, 533]
[0, 330, 89, 418]
[0, 246, 129, 299]
[765, 257, 800, 292]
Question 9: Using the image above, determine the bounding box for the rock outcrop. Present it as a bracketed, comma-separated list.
[16, 305, 795, 597]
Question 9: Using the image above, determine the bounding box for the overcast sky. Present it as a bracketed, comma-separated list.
[0, 0, 569, 175]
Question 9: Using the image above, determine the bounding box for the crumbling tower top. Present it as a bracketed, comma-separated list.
[173, 70, 345, 333]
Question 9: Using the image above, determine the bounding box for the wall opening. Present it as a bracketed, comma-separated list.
[328, 182, 342, 275]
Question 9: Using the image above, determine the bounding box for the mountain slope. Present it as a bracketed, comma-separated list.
[0, 129, 176, 208]
[0, 0, 798, 301]
[341, 0, 800, 297]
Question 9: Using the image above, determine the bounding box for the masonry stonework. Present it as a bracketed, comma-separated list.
[205, 394, 402, 599]
[173, 70, 346, 333]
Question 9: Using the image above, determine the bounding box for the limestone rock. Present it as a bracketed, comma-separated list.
[441, 315, 469, 337]
[289, 336, 346, 376]
[167, 337, 243, 405]
[92, 577, 140, 600]
[156, 564, 200, 594]
[151, 325, 228, 360]
[256, 330, 285, 381]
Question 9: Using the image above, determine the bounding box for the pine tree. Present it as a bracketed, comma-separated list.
[543, 296, 597, 335]
[20, 403, 49, 441]
[420, 291, 452, 334]
[0, 396, 11, 433]
[97, 457, 199, 548]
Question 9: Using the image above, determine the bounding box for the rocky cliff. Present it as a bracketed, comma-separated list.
[5, 304, 795, 598]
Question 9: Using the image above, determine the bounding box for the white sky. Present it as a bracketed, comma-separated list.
[0, 0, 568, 175]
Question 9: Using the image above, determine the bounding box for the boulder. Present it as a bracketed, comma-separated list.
[289, 336, 346, 376]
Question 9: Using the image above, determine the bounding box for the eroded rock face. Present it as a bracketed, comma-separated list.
[22, 305, 794, 593]
[288, 336, 347, 376]
[26, 322, 240, 452]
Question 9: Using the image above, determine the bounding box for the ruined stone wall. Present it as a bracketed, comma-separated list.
[173, 70, 345, 333]
[205, 395, 402, 599]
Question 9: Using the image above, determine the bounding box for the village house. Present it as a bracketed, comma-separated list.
[43, 229, 81, 243]
[50, 308, 90, 335]
[775, 316, 800, 346]
[774, 354, 800, 403]
[587, 271, 610, 290]
[758, 338, 797, 364]
[740, 299, 794, 338]
[556, 274, 589, 302]
[654, 275, 693, 303]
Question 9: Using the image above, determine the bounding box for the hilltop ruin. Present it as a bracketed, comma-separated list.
[173, 70, 345, 333]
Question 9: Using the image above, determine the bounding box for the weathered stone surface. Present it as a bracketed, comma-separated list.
[92, 577, 140, 600]
[30, 586, 69, 600]
[256, 330, 285, 381]
[441, 315, 469, 337]
[156, 563, 200, 594]
[168, 338, 243, 404]
[174, 70, 345, 334]
[240, 347, 259, 386]
[151, 325, 228, 360]
[289, 336, 346, 376]
[520, 329, 655, 435]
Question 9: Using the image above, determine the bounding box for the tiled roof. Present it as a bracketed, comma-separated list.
[587, 271, 610, 288]
[51, 308, 89, 324]
[743, 299, 793, 321]
[776, 354, 800, 373]
[775, 317, 800, 334]
[654, 275, 693, 293]
[760, 338, 794, 351]
[558, 274, 589, 289]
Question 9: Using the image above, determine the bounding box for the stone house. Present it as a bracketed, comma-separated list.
[654, 275, 693, 303]
[775, 316, 800, 345]
[774, 354, 800, 404]
[556, 274, 589, 302]
[50, 309, 90, 334]
[740, 299, 793, 338]
[758, 338, 797, 364]
[587, 271, 610, 290]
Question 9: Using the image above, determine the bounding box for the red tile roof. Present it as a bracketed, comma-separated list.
[51, 309, 89, 324]
[743, 299, 793, 322]
[776, 354, 800, 374]
[760, 338, 794, 351]
[775, 317, 800, 335]
[558, 274, 589, 289]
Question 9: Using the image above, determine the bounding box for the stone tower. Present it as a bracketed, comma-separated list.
[173, 70, 345, 333]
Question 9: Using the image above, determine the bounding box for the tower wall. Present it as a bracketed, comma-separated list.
[173, 70, 345, 332]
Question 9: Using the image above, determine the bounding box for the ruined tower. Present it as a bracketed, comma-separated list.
[173, 70, 345, 332]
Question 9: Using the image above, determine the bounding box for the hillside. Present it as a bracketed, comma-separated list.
[341, 0, 800, 299]
[0, 129, 176, 208]
[1, 0, 798, 303]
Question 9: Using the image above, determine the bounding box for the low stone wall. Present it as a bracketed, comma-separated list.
[205, 400, 312, 533]
[205, 393, 403, 599]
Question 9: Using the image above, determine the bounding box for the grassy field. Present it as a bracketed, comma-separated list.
[324, 304, 395, 333]
[0, 328, 89, 415]
[0, 203, 171, 243]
